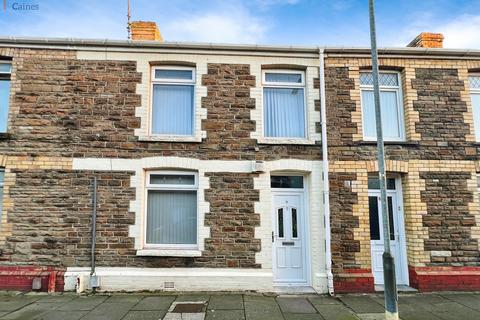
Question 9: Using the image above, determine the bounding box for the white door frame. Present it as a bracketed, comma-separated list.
[271, 174, 311, 287]
[368, 177, 409, 286]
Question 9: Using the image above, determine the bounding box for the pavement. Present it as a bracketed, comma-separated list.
[0, 292, 480, 320]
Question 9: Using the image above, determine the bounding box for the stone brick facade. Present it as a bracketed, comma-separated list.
[1, 40, 480, 293]
[420, 172, 479, 265]
[325, 55, 480, 292]
[0, 45, 323, 292]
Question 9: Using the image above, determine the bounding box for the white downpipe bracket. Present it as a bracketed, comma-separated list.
[319, 48, 334, 295]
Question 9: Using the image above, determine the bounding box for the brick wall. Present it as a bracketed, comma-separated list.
[420, 172, 479, 266]
[2, 45, 480, 292]
[0, 48, 321, 282]
[325, 56, 480, 292]
[2, 54, 321, 160]
[412, 68, 472, 159]
[204, 173, 261, 268]
[329, 172, 360, 272]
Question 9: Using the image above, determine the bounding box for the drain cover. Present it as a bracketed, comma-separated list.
[172, 303, 204, 313]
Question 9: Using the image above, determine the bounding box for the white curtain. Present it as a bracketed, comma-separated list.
[152, 84, 194, 135]
[264, 88, 305, 138]
[362, 90, 401, 139]
[146, 190, 197, 245]
[0, 80, 10, 133]
[472, 94, 480, 140]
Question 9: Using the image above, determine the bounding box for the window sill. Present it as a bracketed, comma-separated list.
[257, 138, 318, 145]
[136, 249, 202, 257]
[356, 140, 419, 146]
[137, 135, 202, 143]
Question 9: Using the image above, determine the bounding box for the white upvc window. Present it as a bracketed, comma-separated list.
[144, 171, 198, 249]
[360, 71, 405, 141]
[469, 75, 480, 141]
[0, 62, 11, 133]
[0, 169, 3, 226]
[262, 70, 307, 139]
[150, 66, 195, 136]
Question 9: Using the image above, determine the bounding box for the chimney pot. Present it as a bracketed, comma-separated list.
[407, 32, 444, 48]
[130, 21, 163, 42]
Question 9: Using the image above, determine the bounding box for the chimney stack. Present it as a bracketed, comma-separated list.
[130, 21, 163, 41]
[407, 32, 444, 48]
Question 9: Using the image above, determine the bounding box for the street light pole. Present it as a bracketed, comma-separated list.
[367, 1, 399, 319]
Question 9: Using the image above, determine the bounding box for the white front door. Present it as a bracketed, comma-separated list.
[272, 192, 307, 284]
[369, 178, 409, 285]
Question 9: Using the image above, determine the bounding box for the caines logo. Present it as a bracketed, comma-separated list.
[3, 0, 40, 11]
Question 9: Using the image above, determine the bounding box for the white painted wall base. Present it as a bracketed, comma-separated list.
[64, 267, 328, 293]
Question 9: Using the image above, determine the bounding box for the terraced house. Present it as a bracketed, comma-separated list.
[0, 22, 479, 294]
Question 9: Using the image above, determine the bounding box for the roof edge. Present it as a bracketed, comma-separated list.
[0, 36, 479, 58]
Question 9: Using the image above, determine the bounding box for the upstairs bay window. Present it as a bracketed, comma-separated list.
[145, 171, 198, 249]
[360, 72, 405, 141]
[469, 75, 480, 141]
[263, 70, 306, 138]
[151, 66, 195, 136]
[0, 62, 11, 133]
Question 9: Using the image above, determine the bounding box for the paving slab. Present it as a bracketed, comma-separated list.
[176, 294, 211, 302]
[104, 295, 143, 304]
[277, 297, 317, 314]
[121, 310, 167, 320]
[399, 310, 441, 320]
[33, 310, 89, 320]
[308, 296, 342, 307]
[56, 295, 108, 311]
[399, 294, 447, 306]
[0, 299, 35, 312]
[429, 302, 480, 320]
[80, 301, 132, 320]
[283, 313, 324, 320]
[315, 304, 360, 320]
[440, 293, 480, 310]
[206, 309, 245, 320]
[0, 296, 37, 303]
[208, 295, 243, 310]
[356, 314, 384, 320]
[34, 295, 77, 303]
[132, 296, 176, 311]
[338, 296, 384, 314]
[0, 302, 60, 320]
[244, 296, 283, 320]
[164, 312, 205, 320]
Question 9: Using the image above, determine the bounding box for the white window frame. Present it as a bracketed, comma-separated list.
[469, 74, 480, 142]
[149, 66, 196, 137]
[143, 170, 199, 250]
[360, 71, 405, 142]
[0, 62, 11, 134]
[261, 69, 308, 139]
[0, 62, 11, 74]
[0, 168, 4, 227]
[477, 174, 480, 194]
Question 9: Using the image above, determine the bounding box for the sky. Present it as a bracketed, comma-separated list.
[1, 0, 480, 48]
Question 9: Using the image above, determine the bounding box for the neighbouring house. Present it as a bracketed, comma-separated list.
[0, 23, 479, 294]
